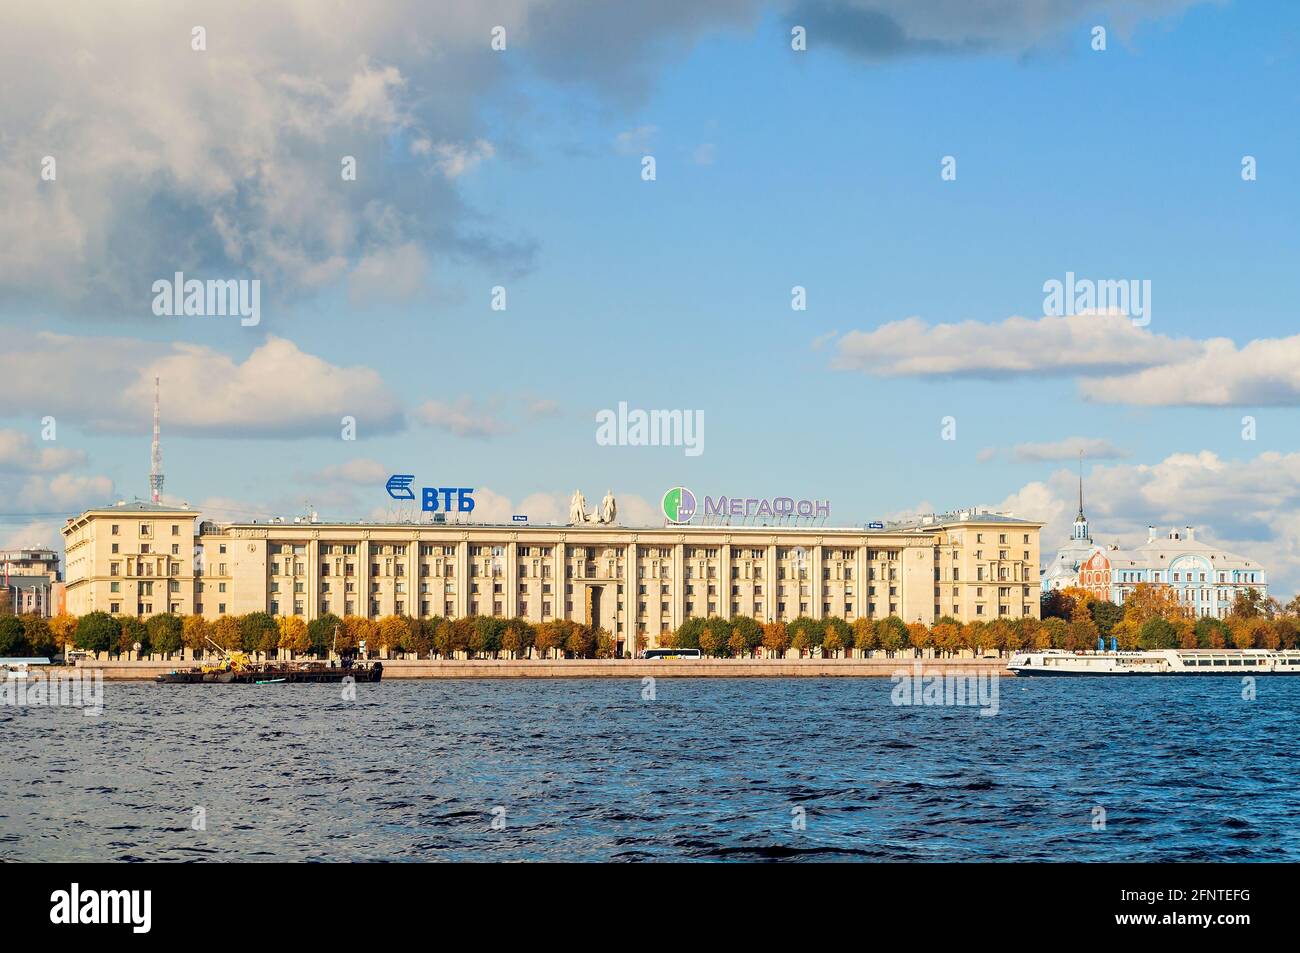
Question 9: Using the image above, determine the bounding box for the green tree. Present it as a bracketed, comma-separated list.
[146, 613, 184, 656]
[729, 615, 763, 658]
[671, 617, 706, 651]
[823, 617, 852, 658]
[1139, 617, 1178, 650]
[0, 615, 27, 656]
[594, 629, 615, 659]
[500, 618, 535, 659]
[565, 623, 596, 659]
[471, 616, 506, 657]
[1089, 600, 1123, 638]
[787, 616, 824, 657]
[307, 613, 343, 657]
[73, 614, 124, 654]
[700, 617, 733, 657]
[240, 611, 277, 653]
[413, 617, 441, 657]
[1040, 590, 1076, 621]
[1193, 616, 1230, 649]
[20, 615, 56, 657]
[875, 616, 908, 656]
[118, 616, 149, 655]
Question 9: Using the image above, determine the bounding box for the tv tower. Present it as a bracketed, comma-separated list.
[150, 376, 164, 503]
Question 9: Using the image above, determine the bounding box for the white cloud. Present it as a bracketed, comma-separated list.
[614, 125, 658, 154]
[1011, 437, 1129, 463]
[0, 332, 403, 438]
[1080, 334, 1300, 406]
[347, 242, 431, 308]
[316, 458, 390, 485]
[17, 472, 114, 512]
[0, 429, 87, 472]
[832, 313, 1195, 378]
[430, 138, 496, 179]
[413, 398, 509, 438]
[524, 398, 561, 419]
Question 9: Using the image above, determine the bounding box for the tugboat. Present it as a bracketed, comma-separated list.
[156, 637, 382, 684]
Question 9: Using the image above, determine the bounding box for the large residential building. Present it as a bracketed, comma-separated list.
[61, 499, 1042, 655]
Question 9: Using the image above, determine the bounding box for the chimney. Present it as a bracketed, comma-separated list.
[1147, 525, 1156, 542]
[1186, 526, 1195, 541]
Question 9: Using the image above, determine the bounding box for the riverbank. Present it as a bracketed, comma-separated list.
[60, 657, 1009, 680]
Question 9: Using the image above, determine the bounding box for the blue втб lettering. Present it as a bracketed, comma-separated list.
[421, 487, 475, 513]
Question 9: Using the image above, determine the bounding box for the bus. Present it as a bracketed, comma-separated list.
[641, 648, 702, 660]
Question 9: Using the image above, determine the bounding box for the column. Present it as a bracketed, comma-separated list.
[455, 539, 469, 617]
[506, 540, 518, 619]
[719, 542, 732, 620]
[358, 539, 371, 618]
[672, 542, 685, 630]
[307, 538, 319, 619]
[624, 542, 636, 654]
[551, 541, 564, 621]
[765, 542, 778, 623]
[811, 541, 823, 620]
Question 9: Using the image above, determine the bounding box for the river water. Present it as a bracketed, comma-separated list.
[2, 676, 1296, 861]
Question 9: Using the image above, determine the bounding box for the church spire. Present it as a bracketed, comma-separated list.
[1072, 449, 1090, 542]
[1077, 449, 1084, 520]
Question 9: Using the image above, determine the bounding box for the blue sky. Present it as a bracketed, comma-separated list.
[3, 1, 1300, 590]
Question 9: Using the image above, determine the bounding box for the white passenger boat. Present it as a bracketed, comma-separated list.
[1008, 648, 1300, 676]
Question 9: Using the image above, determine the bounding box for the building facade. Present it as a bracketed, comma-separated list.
[1, 547, 65, 617]
[1044, 518, 1266, 619]
[62, 501, 1042, 654]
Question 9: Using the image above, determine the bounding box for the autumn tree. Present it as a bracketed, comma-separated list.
[905, 622, 931, 658]
[847, 618, 872, 656]
[823, 617, 852, 658]
[278, 615, 310, 655]
[211, 615, 242, 651]
[182, 614, 211, 657]
[729, 615, 763, 658]
[1193, 616, 1228, 649]
[20, 615, 56, 657]
[1123, 583, 1186, 626]
[376, 615, 410, 656]
[875, 616, 908, 656]
[500, 618, 536, 659]
[761, 621, 790, 658]
[565, 622, 596, 659]
[787, 616, 823, 658]
[533, 621, 564, 659]
[699, 617, 731, 657]
[48, 613, 78, 655]
[117, 616, 148, 655]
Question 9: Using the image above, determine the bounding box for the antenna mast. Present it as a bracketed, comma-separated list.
[150, 376, 164, 504]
